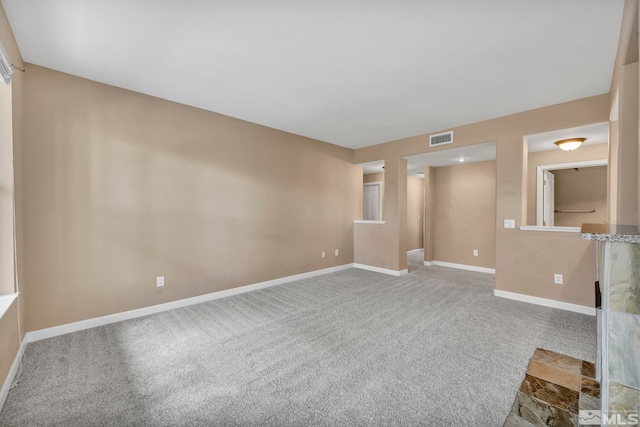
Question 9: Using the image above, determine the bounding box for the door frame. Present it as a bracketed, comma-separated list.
[535, 159, 607, 226]
[542, 170, 555, 227]
[363, 181, 383, 221]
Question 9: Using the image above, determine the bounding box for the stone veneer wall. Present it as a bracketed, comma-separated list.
[601, 241, 640, 421]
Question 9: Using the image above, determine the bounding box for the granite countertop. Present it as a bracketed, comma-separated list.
[580, 223, 640, 243]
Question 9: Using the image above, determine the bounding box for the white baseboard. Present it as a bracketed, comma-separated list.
[494, 289, 596, 316]
[407, 248, 424, 254]
[431, 260, 495, 274]
[26, 264, 354, 343]
[353, 263, 408, 276]
[0, 263, 356, 412]
[0, 336, 28, 411]
[423, 261, 433, 266]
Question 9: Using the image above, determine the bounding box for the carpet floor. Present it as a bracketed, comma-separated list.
[0, 252, 596, 426]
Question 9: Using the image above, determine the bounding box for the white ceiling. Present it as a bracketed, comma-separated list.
[404, 141, 497, 172]
[2, 0, 624, 149]
[360, 160, 385, 175]
[359, 141, 496, 174]
[526, 122, 609, 152]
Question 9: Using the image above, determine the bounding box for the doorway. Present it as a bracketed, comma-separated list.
[536, 159, 608, 227]
[363, 182, 382, 221]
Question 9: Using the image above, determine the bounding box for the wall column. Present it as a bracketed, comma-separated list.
[423, 166, 435, 264]
[495, 138, 525, 290]
[383, 156, 407, 271]
[616, 62, 639, 225]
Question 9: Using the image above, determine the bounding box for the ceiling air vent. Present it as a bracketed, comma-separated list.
[429, 131, 453, 147]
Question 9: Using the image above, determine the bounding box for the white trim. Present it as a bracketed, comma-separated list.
[432, 261, 495, 274]
[353, 263, 408, 276]
[407, 248, 424, 254]
[423, 261, 433, 266]
[363, 181, 383, 221]
[610, 90, 619, 122]
[353, 220, 385, 224]
[0, 293, 18, 320]
[1, 264, 358, 411]
[536, 159, 607, 226]
[0, 335, 27, 411]
[494, 289, 596, 316]
[26, 264, 354, 343]
[519, 225, 581, 233]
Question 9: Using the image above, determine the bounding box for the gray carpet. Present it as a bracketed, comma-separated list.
[0, 251, 596, 426]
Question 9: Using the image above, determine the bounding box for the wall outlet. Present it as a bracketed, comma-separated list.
[473, 249, 478, 257]
[157, 276, 165, 287]
[504, 219, 515, 229]
[335, 249, 339, 256]
[554, 274, 563, 285]
[322, 251, 326, 258]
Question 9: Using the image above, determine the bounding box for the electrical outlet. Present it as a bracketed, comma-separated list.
[322, 251, 326, 258]
[554, 274, 563, 285]
[473, 249, 478, 257]
[157, 276, 165, 287]
[335, 249, 339, 256]
[504, 219, 515, 229]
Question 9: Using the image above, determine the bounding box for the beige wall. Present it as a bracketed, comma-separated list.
[21, 64, 360, 331]
[433, 161, 496, 268]
[363, 172, 384, 185]
[526, 143, 609, 225]
[0, 300, 19, 391]
[362, 172, 422, 251]
[354, 158, 407, 271]
[0, 1, 24, 397]
[355, 94, 610, 307]
[423, 167, 435, 263]
[615, 61, 638, 225]
[608, 0, 639, 226]
[0, 65, 13, 295]
[554, 166, 608, 227]
[406, 176, 424, 251]
[609, 120, 619, 222]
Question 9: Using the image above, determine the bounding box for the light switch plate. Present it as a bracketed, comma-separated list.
[504, 219, 515, 229]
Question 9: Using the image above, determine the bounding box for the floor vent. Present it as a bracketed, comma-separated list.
[429, 131, 453, 147]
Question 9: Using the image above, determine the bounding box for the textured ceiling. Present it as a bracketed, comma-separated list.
[2, 0, 624, 149]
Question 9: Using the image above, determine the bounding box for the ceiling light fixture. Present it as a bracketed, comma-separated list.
[554, 138, 586, 151]
[458, 158, 465, 162]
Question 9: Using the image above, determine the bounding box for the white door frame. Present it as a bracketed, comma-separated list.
[363, 181, 383, 221]
[542, 170, 555, 227]
[536, 159, 607, 226]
